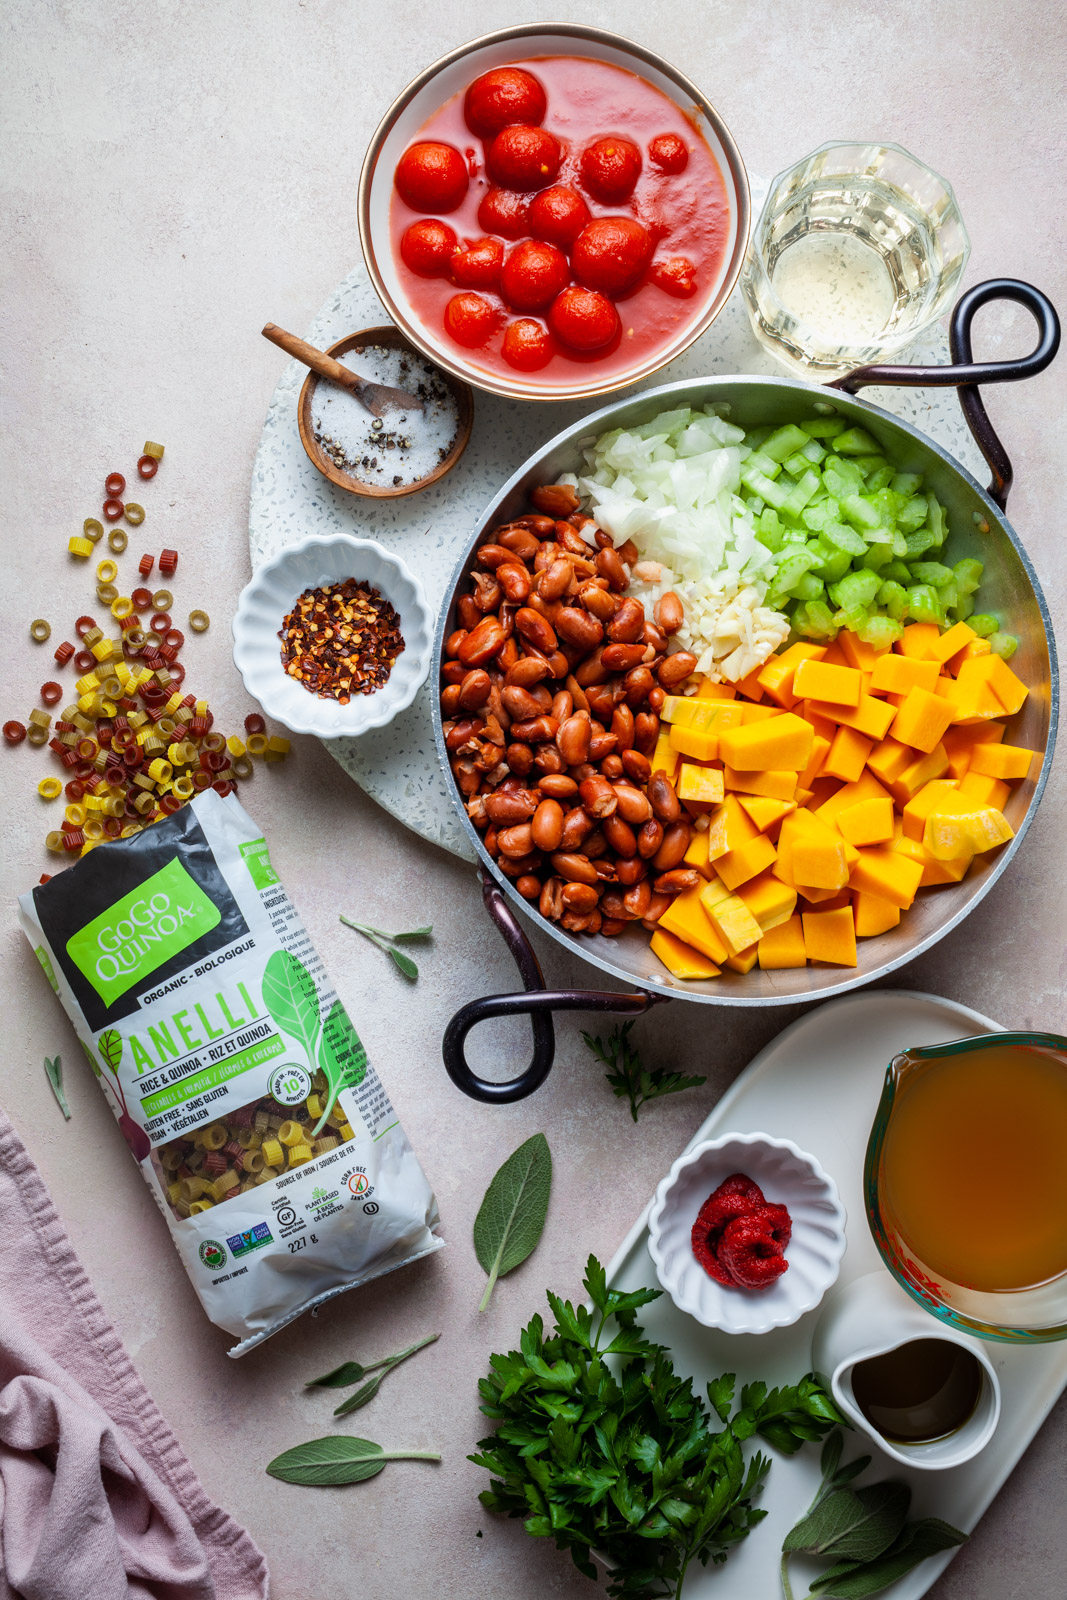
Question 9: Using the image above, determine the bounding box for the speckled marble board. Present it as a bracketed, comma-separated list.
[248, 178, 988, 860]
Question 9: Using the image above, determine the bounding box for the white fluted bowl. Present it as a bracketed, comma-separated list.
[232, 532, 433, 737]
[647, 1133, 847, 1335]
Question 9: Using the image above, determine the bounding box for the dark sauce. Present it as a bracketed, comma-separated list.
[851, 1339, 982, 1444]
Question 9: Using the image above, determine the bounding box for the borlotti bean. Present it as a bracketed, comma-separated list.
[18, 790, 442, 1355]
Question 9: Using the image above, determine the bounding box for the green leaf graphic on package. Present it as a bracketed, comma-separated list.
[81, 1028, 150, 1160]
[261, 952, 366, 1135]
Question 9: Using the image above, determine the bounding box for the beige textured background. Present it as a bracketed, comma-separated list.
[2, 3, 1066, 1596]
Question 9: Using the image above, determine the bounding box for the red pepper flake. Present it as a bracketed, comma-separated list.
[278, 578, 405, 703]
[691, 1171, 791, 1291]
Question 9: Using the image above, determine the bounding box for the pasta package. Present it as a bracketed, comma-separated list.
[18, 790, 442, 1356]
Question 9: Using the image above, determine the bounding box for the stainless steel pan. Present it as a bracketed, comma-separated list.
[432, 281, 1060, 1100]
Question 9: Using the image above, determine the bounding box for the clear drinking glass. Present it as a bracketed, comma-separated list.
[741, 140, 970, 380]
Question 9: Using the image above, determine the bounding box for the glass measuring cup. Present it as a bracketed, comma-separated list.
[741, 140, 970, 380]
[865, 1032, 1067, 1343]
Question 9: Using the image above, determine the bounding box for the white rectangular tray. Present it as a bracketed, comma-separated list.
[604, 989, 1067, 1599]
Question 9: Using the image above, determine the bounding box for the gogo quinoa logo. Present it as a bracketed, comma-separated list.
[66, 859, 222, 1006]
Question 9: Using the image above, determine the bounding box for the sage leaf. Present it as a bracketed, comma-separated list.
[390, 926, 432, 942]
[474, 1133, 552, 1312]
[306, 1360, 367, 1389]
[331, 1333, 439, 1415]
[783, 1482, 910, 1562]
[812, 1518, 968, 1597]
[387, 947, 419, 981]
[820, 1429, 843, 1480]
[262, 951, 321, 1059]
[44, 1056, 71, 1120]
[266, 1434, 440, 1486]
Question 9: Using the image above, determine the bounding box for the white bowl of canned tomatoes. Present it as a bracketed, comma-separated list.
[358, 23, 750, 402]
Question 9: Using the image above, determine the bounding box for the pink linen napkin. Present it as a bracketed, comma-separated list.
[0, 1108, 268, 1600]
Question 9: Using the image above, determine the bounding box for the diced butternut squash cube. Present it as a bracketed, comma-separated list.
[683, 827, 713, 877]
[677, 763, 725, 805]
[968, 742, 1036, 782]
[942, 721, 1004, 778]
[738, 795, 796, 834]
[792, 659, 864, 706]
[948, 637, 992, 675]
[733, 664, 766, 702]
[706, 796, 759, 861]
[664, 697, 743, 733]
[887, 743, 949, 804]
[724, 767, 798, 801]
[650, 928, 722, 980]
[650, 731, 679, 781]
[670, 724, 720, 761]
[757, 642, 826, 708]
[898, 622, 942, 660]
[715, 832, 778, 891]
[869, 654, 941, 695]
[838, 796, 895, 847]
[959, 654, 1028, 716]
[936, 674, 1005, 724]
[695, 677, 737, 701]
[797, 734, 832, 789]
[805, 694, 897, 741]
[791, 832, 849, 891]
[699, 881, 763, 954]
[927, 619, 979, 664]
[891, 687, 956, 753]
[814, 770, 892, 824]
[801, 708, 839, 743]
[798, 886, 852, 908]
[736, 870, 797, 932]
[823, 725, 873, 784]
[957, 771, 1010, 810]
[657, 887, 729, 964]
[902, 779, 966, 840]
[720, 712, 814, 771]
[802, 906, 858, 966]
[853, 891, 900, 937]
[739, 702, 785, 724]
[758, 915, 808, 968]
[849, 846, 925, 908]
[924, 807, 1014, 859]
[838, 632, 891, 672]
[867, 737, 913, 787]
[894, 834, 972, 885]
[724, 944, 759, 974]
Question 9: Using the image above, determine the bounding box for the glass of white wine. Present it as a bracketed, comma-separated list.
[741, 140, 970, 380]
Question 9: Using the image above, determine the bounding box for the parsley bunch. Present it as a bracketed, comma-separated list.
[583, 1022, 706, 1121]
[471, 1255, 844, 1598]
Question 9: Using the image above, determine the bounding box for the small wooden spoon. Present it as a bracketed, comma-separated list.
[261, 322, 424, 415]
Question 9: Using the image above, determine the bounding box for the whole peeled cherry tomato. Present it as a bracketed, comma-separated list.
[501, 239, 570, 312]
[444, 292, 499, 349]
[503, 319, 554, 371]
[450, 235, 504, 289]
[527, 185, 592, 249]
[464, 67, 547, 138]
[477, 186, 530, 240]
[651, 255, 698, 298]
[648, 132, 689, 173]
[400, 219, 458, 278]
[572, 217, 652, 295]
[548, 286, 619, 352]
[394, 141, 469, 213]
[487, 125, 562, 192]
[580, 135, 642, 202]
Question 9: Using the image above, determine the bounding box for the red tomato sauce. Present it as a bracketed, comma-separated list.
[389, 55, 732, 386]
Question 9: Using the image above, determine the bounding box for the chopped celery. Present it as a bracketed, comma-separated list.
[763, 424, 812, 461]
[768, 548, 820, 601]
[864, 465, 894, 493]
[951, 591, 974, 621]
[800, 438, 827, 465]
[906, 584, 944, 625]
[783, 451, 812, 477]
[861, 542, 893, 571]
[911, 561, 954, 589]
[858, 613, 903, 648]
[781, 468, 822, 517]
[989, 632, 1018, 660]
[878, 580, 910, 622]
[834, 427, 881, 455]
[927, 497, 946, 546]
[808, 543, 853, 583]
[793, 599, 839, 638]
[834, 603, 871, 633]
[744, 450, 783, 479]
[831, 569, 882, 609]
[756, 509, 785, 552]
[793, 572, 825, 602]
[896, 495, 929, 532]
[880, 559, 912, 584]
[969, 613, 999, 638]
[741, 467, 791, 508]
[801, 417, 847, 439]
[904, 526, 938, 558]
[841, 493, 883, 532]
[744, 425, 774, 450]
[823, 456, 866, 494]
[891, 472, 923, 495]
[801, 500, 840, 533]
[822, 521, 869, 557]
[938, 580, 959, 612]
[954, 558, 984, 595]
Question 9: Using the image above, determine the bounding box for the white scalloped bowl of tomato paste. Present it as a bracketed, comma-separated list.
[358, 24, 750, 402]
[648, 1132, 847, 1335]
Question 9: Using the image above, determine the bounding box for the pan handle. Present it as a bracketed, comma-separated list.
[831, 279, 1060, 510]
[441, 871, 666, 1103]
